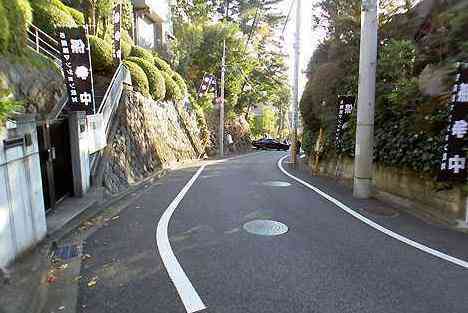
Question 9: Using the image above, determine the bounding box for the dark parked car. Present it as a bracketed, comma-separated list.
[252, 138, 290, 151]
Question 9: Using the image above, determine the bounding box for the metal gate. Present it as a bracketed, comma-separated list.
[37, 119, 74, 212]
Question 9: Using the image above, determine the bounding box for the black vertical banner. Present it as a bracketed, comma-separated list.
[57, 27, 96, 115]
[438, 63, 468, 182]
[335, 95, 355, 151]
[113, 3, 122, 63]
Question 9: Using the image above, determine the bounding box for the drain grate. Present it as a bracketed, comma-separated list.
[243, 220, 289, 236]
[53, 244, 80, 260]
[363, 206, 399, 217]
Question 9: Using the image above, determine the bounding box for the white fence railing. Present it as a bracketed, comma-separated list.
[26, 23, 62, 66]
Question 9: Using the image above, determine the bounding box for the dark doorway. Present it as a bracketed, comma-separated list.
[37, 118, 74, 213]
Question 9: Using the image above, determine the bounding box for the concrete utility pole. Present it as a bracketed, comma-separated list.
[290, 0, 301, 165]
[219, 0, 229, 158]
[353, 0, 379, 199]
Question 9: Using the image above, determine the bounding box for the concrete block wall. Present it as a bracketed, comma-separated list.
[0, 116, 46, 267]
[311, 156, 467, 220]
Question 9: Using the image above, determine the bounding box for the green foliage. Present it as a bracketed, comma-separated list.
[0, 1, 11, 54]
[31, 0, 77, 35]
[302, 128, 314, 156]
[153, 55, 172, 72]
[2, 0, 32, 54]
[300, 1, 459, 177]
[161, 71, 183, 102]
[0, 86, 22, 124]
[172, 71, 188, 97]
[89, 35, 114, 73]
[126, 57, 166, 101]
[121, 30, 133, 59]
[130, 46, 154, 63]
[123, 60, 149, 97]
[65, 6, 85, 25]
[249, 106, 277, 138]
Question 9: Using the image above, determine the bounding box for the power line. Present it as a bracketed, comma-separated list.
[281, 0, 295, 37]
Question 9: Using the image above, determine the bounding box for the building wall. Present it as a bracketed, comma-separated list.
[0, 117, 46, 267]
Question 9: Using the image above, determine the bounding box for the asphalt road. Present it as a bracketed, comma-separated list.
[77, 151, 468, 313]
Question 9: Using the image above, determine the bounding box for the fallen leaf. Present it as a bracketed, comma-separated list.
[47, 275, 57, 284]
[58, 264, 68, 270]
[82, 254, 92, 261]
[87, 277, 98, 288]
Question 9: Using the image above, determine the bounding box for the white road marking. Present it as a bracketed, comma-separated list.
[156, 165, 207, 313]
[277, 155, 468, 269]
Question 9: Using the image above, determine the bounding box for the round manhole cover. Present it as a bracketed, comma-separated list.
[261, 181, 291, 187]
[243, 220, 289, 236]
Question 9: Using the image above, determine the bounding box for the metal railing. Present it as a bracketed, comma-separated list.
[98, 63, 130, 136]
[26, 23, 62, 66]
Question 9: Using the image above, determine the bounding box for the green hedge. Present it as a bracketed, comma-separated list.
[65, 6, 85, 25]
[0, 1, 10, 54]
[89, 35, 114, 73]
[130, 46, 153, 63]
[153, 55, 172, 72]
[31, 0, 77, 35]
[126, 56, 166, 101]
[124, 60, 150, 97]
[162, 71, 183, 102]
[121, 31, 133, 59]
[171, 71, 188, 97]
[2, 0, 32, 54]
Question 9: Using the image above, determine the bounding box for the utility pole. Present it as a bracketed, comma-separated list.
[219, 0, 229, 158]
[353, 0, 378, 199]
[290, 0, 301, 165]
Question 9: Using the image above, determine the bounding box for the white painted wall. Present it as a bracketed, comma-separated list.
[0, 117, 46, 267]
[137, 16, 155, 49]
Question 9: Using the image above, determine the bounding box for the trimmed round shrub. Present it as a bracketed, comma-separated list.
[65, 6, 85, 25]
[89, 35, 114, 73]
[121, 31, 133, 59]
[126, 57, 166, 101]
[153, 55, 172, 72]
[3, 0, 32, 54]
[124, 60, 149, 97]
[130, 46, 153, 63]
[171, 71, 188, 97]
[31, 0, 77, 35]
[0, 1, 11, 54]
[162, 71, 183, 102]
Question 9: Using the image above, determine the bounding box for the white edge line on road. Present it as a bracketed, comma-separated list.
[156, 165, 207, 313]
[278, 155, 468, 269]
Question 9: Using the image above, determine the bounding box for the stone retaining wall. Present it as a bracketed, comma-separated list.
[103, 89, 199, 193]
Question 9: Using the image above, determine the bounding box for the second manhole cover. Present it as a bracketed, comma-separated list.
[243, 220, 289, 236]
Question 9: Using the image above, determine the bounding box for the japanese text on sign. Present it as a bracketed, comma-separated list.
[57, 27, 95, 115]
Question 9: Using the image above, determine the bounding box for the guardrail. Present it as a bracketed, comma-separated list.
[26, 23, 62, 66]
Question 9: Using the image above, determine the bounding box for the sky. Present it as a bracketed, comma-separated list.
[277, 0, 324, 99]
